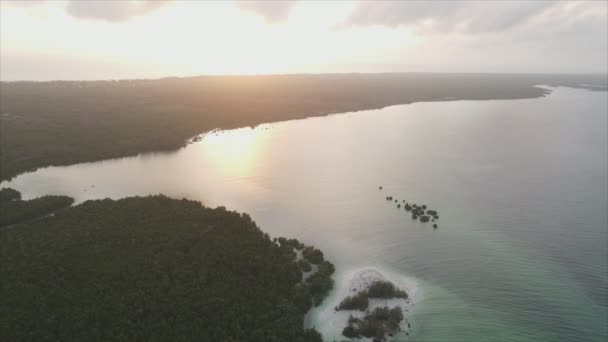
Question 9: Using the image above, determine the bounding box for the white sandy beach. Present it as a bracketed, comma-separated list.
[306, 267, 419, 341]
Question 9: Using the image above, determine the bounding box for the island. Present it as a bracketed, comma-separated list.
[380, 188, 441, 229]
[310, 268, 415, 342]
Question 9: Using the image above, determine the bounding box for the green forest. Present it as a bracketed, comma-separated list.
[2, 73, 605, 180]
[0, 193, 333, 341]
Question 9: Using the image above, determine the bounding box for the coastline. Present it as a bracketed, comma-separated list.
[4, 84, 593, 188]
[3, 73, 606, 181]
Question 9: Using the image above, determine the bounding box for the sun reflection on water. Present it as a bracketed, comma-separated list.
[199, 126, 267, 176]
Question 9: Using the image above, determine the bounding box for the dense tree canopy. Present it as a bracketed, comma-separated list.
[367, 281, 408, 299]
[0, 194, 333, 341]
[302, 246, 325, 265]
[0, 187, 20, 201]
[0, 187, 73, 226]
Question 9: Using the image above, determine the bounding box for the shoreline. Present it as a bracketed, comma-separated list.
[306, 266, 419, 341]
[3, 73, 606, 181]
[3, 84, 592, 185]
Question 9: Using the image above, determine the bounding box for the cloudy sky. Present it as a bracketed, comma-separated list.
[1, 0, 606, 80]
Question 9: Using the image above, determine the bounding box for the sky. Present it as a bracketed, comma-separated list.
[1, 0, 606, 81]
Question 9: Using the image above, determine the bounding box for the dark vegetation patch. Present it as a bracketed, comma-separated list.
[298, 259, 312, 272]
[367, 281, 408, 299]
[0, 193, 332, 341]
[306, 260, 335, 305]
[0, 187, 20, 201]
[381, 187, 442, 229]
[0, 187, 73, 227]
[342, 306, 404, 341]
[302, 246, 325, 264]
[277, 236, 305, 250]
[337, 291, 370, 311]
[336, 281, 407, 311]
[336, 280, 408, 340]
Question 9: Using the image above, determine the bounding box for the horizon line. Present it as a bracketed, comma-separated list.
[2, 71, 607, 83]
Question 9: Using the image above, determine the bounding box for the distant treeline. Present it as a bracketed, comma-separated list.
[0, 193, 333, 341]
[1, 73, 606, 180]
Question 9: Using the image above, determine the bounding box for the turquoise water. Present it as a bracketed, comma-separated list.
[3, 87, 606, 341]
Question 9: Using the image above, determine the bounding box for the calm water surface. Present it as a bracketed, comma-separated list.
[3, 87, 607, 341]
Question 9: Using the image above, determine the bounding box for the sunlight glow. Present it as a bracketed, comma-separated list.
[0, 0, 415, 77]
[3, 0, 602, 79]
[201, 127, 266, 175]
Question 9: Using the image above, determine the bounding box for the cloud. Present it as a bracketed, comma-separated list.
[1, 0, 47, 7]
[343, 0, 556, 33]
[236, 0, 296, 22]
[382, 1, 607, 74]
[65, 0, 168, 22]
[1, 0, 605, 76]
[337, 0, 607, 73]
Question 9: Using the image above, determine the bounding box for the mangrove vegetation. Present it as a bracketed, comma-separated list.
[0, 187, 73, 227]
[337, 280, 408, 312]
[0, 194, 333, 341]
